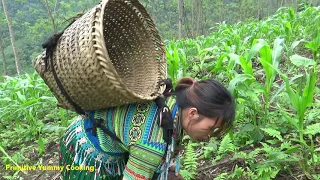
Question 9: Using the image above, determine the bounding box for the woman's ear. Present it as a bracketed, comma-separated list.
[188, 108, 199, 121]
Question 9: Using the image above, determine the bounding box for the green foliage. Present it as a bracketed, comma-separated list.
[180, 142, 198, 180]
[218, 134, 238, 155]
[0, 73, 75, 178]
[304, 123, 320, 136]
[175, 6, 320, 179]
[260, 128, 283, 142]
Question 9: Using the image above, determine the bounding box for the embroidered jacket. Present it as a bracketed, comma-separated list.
[59, 96, 182, 180]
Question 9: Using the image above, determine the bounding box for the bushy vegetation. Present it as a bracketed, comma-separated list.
[168, 6, 320, 180]
[0, 5, 319, 180]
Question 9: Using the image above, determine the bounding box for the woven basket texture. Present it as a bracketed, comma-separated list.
[33, 0, 167, 111]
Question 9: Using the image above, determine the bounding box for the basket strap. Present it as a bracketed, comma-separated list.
[87, 118, 123, 144]
[42, 20, 84, 115]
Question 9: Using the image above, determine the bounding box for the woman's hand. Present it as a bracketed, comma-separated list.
[169, 164, 179, 176]
[167, 171, 184, 180]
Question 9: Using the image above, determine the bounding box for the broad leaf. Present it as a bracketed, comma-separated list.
[290, 55, 316, 67]
[251, 127, 264, 142]
[241, 123, 255, 132]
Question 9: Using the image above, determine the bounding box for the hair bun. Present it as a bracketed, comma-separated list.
[175, 77, 196, 92]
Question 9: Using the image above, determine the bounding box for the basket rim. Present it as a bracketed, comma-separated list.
[94, 0, 166, 100]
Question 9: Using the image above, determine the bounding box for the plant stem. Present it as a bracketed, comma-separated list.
[0, 145, 28, 175]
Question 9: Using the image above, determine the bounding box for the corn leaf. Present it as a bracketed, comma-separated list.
[228, 74, 255, 93]
[271, 38, 284, 81]
[302, 70, 317, 108]
[259, 45, 273, 84]
[247, 39, 267, 62]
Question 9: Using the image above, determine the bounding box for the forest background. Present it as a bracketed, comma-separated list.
[1, 0, 319, 76]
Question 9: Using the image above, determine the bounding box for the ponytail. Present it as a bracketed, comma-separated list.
[155, 77, 197, 144]
[175, 77, 196, 93]
[155, 78, 175, 144]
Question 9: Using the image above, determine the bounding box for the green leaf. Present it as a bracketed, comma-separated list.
[304, 123, 320, 135]
[270, 74, 303, 104]
[285, 21, 292, 37]
[261, 128, 283, 141]
[259, 45, 273, 82]
[278, 105, 299, 130]
[0, 146, 27, 174]
[247, 39, 267, 59]
[212, 54, 227, 73]
[288, 8, 295, 20]
[42, 125, 66, 133]
[16, 91, 26, 103]
[229, 53, 241, 65]
[0, 97, 12, 102]
[38, 136, 45, 155]
[305, 30, 320, 52]
[230, 52, 253, 75]
[284, 146, 300, 154]
[218, 134, 238, 154]
[281, 74, 300, 114]
[290, 40, 305, 53]
[289, 55, 316, 67]
[271, 38, 284, 81]
[228, 74, 255, 93]
[251, 127, 264, 142]
[302, 70, 317, 108]
[22, 98, 40, 107]
[241, 123, 255, 132]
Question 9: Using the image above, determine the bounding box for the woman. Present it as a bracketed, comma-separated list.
[59, 77, 236, 180]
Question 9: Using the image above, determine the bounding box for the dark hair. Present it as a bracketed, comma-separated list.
[174, 77, 236, 136]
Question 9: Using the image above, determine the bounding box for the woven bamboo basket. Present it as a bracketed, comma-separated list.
[33, 0, 167, 111]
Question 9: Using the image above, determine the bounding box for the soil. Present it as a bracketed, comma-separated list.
[2, 141, 61, 180]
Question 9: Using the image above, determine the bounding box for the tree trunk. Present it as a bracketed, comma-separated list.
[191, 0, 195, 37]
[40, 0, 59, 33]
[178, 0, 184, 39]
[191, 0, 204, 37]
[257, 0, 261, 20]
[239, 0, 242, 21]
[0, 39, 7, 76]
[1, 0, 22, 75]
[197, 0, 203, 36]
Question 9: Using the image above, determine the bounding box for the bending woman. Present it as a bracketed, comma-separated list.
[59, 77, 236, 180]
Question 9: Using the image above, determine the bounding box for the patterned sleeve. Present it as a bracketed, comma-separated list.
[123, 142, 166, 180]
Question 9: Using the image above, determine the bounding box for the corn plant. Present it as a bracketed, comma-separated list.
[0, 73, 74, 158]
[246, 38, 285, 124]
[268, 50, 318, 176]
